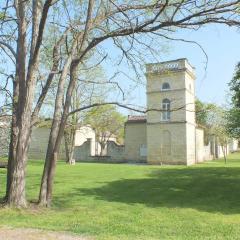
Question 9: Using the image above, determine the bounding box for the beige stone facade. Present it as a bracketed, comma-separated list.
[28, 127, 66, 160]
[124, 117, 147, 163]
[146, 59, 196, 165]
[125, 58, 207, 165]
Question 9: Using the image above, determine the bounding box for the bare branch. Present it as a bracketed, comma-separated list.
[68, 101, 196, 117]
[0, 40, 16, 58]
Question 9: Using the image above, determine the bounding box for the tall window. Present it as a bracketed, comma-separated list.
[162, 98, 171, 121]
[162, 82, 170, 91]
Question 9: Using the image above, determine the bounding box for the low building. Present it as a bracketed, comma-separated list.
[123, 59, 238, 165]
[1, 59, 238, 165]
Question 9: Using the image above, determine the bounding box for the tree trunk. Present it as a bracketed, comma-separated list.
[38, 54, 74, 206]
[64, 129, 76, 164]
[39, 62, 78, 206]
[221, 144, 227, 164]
[6, 0, 51, 207]
[5, 115, 18, 201]
[7, 138, 28, 207]
[64, 130, 70, 163]
[7, 71, 40, 207]
[7, 97, 35, 207]
[38, 21, 86, 206]
[5, 0, 27, 207]
[69, 131, 76, 164]
[99, 140, 107, 156]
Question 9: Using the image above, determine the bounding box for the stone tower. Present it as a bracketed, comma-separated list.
[146, 58, 196, 165]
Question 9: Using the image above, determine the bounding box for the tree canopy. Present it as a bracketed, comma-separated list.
[229, 62, 240, 108]
[227, 62, 240, 139]
[84, 105, 126, 155]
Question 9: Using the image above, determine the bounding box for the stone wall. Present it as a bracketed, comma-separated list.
[195, 128, 214, 162]
[203, 145, 213, 161]
[29, 127, 124, 162]
[124, 121, 147, 163]
[0, 125, 10, 157]
[74, 139, 91, 161]
[2, 121, 235, 164]
[74, 139, 125, 163]
[147, 123, 187, 165]
[196, 128, 204, 163]
[216, 144, 229, 158]
[28, 127, 66, 160]
[107, 141, 125, 162]
[186, 123, 196, 165]
[229, 139, 238, 152]
[75, 126, 96, 155]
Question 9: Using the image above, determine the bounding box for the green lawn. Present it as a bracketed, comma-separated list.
[1, 154, 240, 239]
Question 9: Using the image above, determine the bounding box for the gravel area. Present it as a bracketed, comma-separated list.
[0, 228, 91, 240]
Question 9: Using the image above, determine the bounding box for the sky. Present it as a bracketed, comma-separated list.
[168, 25, 240, 106]
[1, 22, 239, 116]
[102, 24, 240, 114]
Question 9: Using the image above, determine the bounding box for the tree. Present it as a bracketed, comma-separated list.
[227, 62, 240, 140]
[195, 99, 216, 144]
[229, 62, 240, 108]
[207, 105, 230, 163]
[226, 108, 240, 139]
[84, 105, 126, 156]
[196, 99, 209, 127]
[196, 100, 230, 162]
[0, 0, 239, 207]
[64, 66, 109, 164]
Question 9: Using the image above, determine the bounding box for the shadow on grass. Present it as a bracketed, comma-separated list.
[53, 166, 240, 214]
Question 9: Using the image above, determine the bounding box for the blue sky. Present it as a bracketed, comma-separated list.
[102, 24, 240, 114]
[168, 25, 240, 106]
[1, 23, 239, 116]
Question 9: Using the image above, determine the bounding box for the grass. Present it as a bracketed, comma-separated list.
[1, 154, 240, 239]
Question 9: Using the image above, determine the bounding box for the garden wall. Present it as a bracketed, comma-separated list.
[74, 140, 125, 163]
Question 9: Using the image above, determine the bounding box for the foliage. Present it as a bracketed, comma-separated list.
[63, 65, 111, 163]
[1, 154, 240, 239]
[195, 99, 212, 127]
[0, 12, 5, 21]
[227, 62, 240, 140]
[195, 99, 229, 148]
[196, 100, 231, 163]
[228, 62, 240, 108]
[84, 105, 126, 154]
[35, 118, 52, 128]
[226, 108, 240, 139]
[195, 99, 220, 127]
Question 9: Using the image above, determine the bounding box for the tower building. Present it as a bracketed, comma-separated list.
[146, 58, 196, 165]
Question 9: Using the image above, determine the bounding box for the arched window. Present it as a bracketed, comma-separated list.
[162, 98, 171, 121]
[162, 82, 170, 91]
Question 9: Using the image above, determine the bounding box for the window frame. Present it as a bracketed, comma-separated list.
[162, 98, 171, 121]
[161, 82, 171, 91]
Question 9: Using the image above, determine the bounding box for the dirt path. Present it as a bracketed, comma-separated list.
[0, 228, 91, 240]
